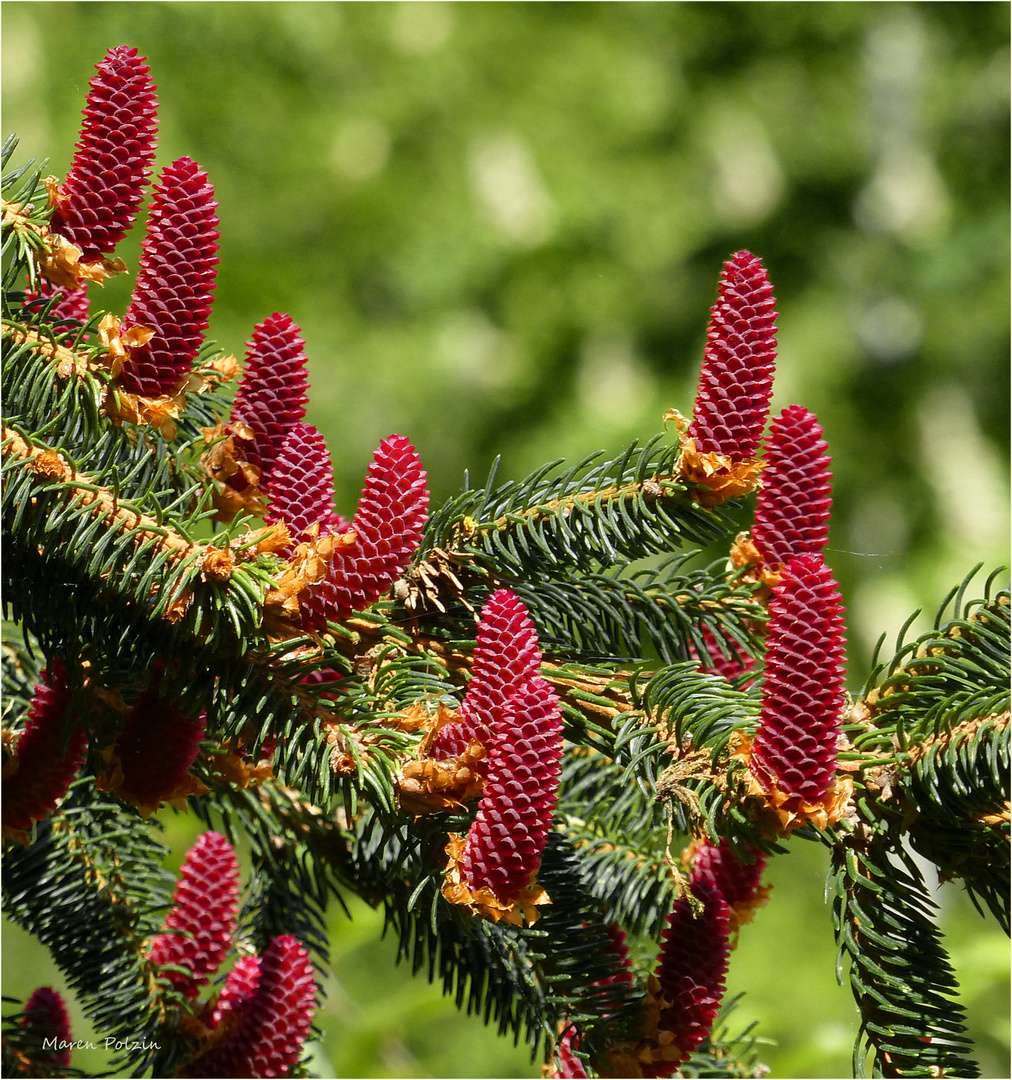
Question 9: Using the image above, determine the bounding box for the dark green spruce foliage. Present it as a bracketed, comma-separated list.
[1, 97, 1008, 1080]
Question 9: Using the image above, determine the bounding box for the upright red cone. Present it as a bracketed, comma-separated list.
[687, 250, 777, 460]
[148, 831, 240, 998]
[749, 554, 848, 817]
[460, 675, 564, 903]
[231, 313, 311, 479]
[263, 422, 347, 542]
[118, 157, 219, 397]
[644, 881, 731, 1076]
[752, 405, 833, 571]
[300, 433, 428, 627]
[19, 986, 73, 1069]
[181, 935, 317, 1078]
[48, 45, 158, 260]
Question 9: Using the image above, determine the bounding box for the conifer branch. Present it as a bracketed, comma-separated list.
[2, 45, 1007, 1079]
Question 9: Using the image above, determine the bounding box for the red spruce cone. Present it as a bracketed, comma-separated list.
[549, 920, 637, 1076]
[210, 955, 261, 1029]
[752, 405, 833, 570]
[647, 881, 731, 1075]
[688, 837, 767, 911]
[263, 422, 347, 542]
[185, 935, 317, 1078]
[148, 831, 240, 998]
[552, 1024, 590, 1079]
[750, 554, 847, 803]
[48, 45, 158, 259]
[23, 280, 91, 324]
[462, 675, 563, 901]
[695, 626, 755, 684]
[687, 250, 777, 459]
[235, 935, 317, 1078]
[20, 986, 73, 1069]
[301, 433, 428, 627]
[687, 837, 770, 935]
[110, 667, 206, 814]
[118, 157, 219, 397]
[2, 660, 87, 834]
[431, 587, 542, 758]
[231, 313, 311, 478]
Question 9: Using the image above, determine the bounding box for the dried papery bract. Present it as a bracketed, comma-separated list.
[230, 312, 311, 478]
[430, 586, 543, 758]
[117, 157, 220, 397]
[47, 45, 158, 262]
[752, 404, 833, 572]
[746, 553, 849, 829]
[302, 432, 428, 627]
[1, 660, 87, 838]
[686, 250, 777, 460]
[148, 831, 240, 998]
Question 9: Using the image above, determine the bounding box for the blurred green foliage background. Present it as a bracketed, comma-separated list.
[2, 3, 1008, 1077]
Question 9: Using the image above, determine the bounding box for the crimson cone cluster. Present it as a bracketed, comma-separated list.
[461, 674, 564, 901]
[34, 46, 430, 632]
[647, 880, 731, 1076]
[182, 935, 317, 1078]
[147, 830, 240, 997]
[21, 986, 72, 1068]
[98, 664, 206, 817]
[439, 590, 564, 919]
[149, 832, 317, 1077]
[263, 428, 429, 627]
[303, 432, 428, 625]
